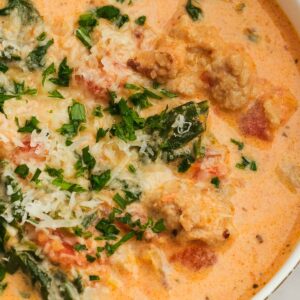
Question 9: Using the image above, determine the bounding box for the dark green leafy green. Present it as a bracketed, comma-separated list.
[10, 251, 51, 300]
[26, 39, 54, 70]
[0, 0, 40, 25]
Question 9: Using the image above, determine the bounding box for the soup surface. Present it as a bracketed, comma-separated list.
[0, 0, 299, 299]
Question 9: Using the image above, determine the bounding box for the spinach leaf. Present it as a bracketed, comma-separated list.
[0, 0, 40, 25]
[26, 39, 54, 70]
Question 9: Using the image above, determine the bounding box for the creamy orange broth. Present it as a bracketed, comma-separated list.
[0, 0, 299, 300]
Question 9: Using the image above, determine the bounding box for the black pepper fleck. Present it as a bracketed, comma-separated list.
[256, 234, 264, 244]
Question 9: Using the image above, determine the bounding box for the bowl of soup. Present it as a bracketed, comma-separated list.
[0, 1, 299, 299]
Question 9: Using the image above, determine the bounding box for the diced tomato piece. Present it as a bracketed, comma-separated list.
[239, 102, 271, 140]
[170, 244, 217, 271]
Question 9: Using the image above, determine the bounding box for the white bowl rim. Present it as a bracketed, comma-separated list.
[253, 0, 300, 299]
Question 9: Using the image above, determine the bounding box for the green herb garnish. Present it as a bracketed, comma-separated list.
[90, 170, 111, 191]
[186, 0, 203, 21]
[135, 15, 146, 26]
[50, 58, 73, 87]
[15, 164, 29, 179]
[17, 116, 41, 133]
[230, 138, 244, 150]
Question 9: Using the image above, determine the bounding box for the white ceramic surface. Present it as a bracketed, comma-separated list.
[254, 0, 300, 299]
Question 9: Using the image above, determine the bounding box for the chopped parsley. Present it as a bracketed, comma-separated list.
[15, 164, 29, 179]
[96, 128, 108, 142]
[112, 191, 139, 210]
[82, 146, 96, 171]
[0, 63, 8, 73]
[36, 32, 47, 41]
[48, 90, 64, 99]
[42, 63, 56, 85]
[89, 275, 100, 281]
[96, 5, 120, 20]
[86, 255, 96, 263]
[135, 15, 146, 26]
[236, 156, 258, 171]
[76, 12, 98, 49]
[74, 244, 87, 252]
[58, 101, 86, 137]
[110, 99, 145, 142]
[45, 166, 63, 178]
[127, 164, 136, 174]
[13, 81, 37, 98]
[17, 116, 41, 133]
[52, 177, 86, 193]
[151, 219, 166, 233]
[105, 231, 135, 256]
[230, 138, 244, 150]
[96, 5, 129, 28]
[186, 0, 203, 21]
[90, 170, 111, 191]
[50, 58, 73, 87]
[31, 168, 42, 183]
[160, 89, 177, 98]
[92, 105, 103, 117]
[211, 176, 220, 188]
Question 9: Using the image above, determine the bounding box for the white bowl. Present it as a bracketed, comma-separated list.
[254, 1, 300, 299]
